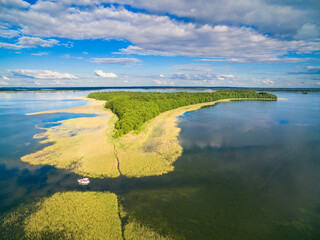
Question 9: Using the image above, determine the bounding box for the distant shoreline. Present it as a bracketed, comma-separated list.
[1, 86, 320, 93]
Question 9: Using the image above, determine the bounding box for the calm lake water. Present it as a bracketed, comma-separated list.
[0, 90, 320, 239]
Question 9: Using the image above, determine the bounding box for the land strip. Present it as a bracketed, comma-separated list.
[21, 96, 276, 178]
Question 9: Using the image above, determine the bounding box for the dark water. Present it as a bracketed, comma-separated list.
[1, 91, 320, 239]
[120, 93, 320, 240]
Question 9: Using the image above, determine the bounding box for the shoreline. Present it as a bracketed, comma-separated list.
[21, 97, 275, 178]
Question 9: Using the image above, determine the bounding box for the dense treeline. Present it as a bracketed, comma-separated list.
[88, 90, 277, 137]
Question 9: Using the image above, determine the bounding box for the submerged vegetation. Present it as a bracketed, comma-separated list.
[0, 191, 171, 240]
[88, 90, 277, 137]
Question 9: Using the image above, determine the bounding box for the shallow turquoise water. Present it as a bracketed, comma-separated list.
[0, 91, 320, 239]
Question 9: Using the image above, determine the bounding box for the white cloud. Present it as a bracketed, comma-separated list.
[53, 80, 66, 85]
[262, 79, 274, 85]
[111, 0, 320, 40]
[31, 52, 49, 56]
[295, 24, 320, 40]
[0, 1, 318, 62]
[92, 58, 141, 65]
[9, 69, 78, 79]
[0, 0, 30, 8]
[0, 25, 20, 38]
[199, 56, 316, 64]
[0, 36, 58, 49]
[2, 75, 9, 80]
[94, 70, 118, 78]
[153, 80, 175, 85]
[34, 80, 41, 85]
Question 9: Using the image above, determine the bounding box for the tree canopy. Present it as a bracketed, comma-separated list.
[88, 90, 277, 137]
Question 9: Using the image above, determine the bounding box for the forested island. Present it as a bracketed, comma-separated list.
[88, 90, 277, 137]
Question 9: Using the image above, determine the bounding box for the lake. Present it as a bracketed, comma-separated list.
[0, 90, 319, 239]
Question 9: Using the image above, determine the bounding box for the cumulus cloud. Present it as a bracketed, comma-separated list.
[92, 57, 141, 65]
[9, 69, 78, 79]
[111, 0, 320, 40]
[0, 36, 58, 49]
[0, 1, 318, 62]
[94, 70, 118, 78]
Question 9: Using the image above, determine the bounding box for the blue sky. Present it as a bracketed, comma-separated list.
[0, 0, 319, 88]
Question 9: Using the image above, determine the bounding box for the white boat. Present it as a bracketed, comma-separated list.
[77, 177, 90, 185]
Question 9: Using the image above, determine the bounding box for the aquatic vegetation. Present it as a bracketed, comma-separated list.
[24, 191, 122, 240]
[21, 99, 120, 178]
[124, 217, 172, 240]
[1, 191, 170, 240]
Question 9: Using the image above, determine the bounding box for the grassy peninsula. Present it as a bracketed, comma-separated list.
[21, 91, 277, 178]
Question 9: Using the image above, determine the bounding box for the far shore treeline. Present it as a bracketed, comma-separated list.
[88, 90, 277, 137]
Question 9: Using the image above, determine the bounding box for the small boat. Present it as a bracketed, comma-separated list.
[77, 177, 90, 185]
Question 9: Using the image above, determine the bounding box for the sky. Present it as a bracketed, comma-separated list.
[0, 0, 320, 88]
